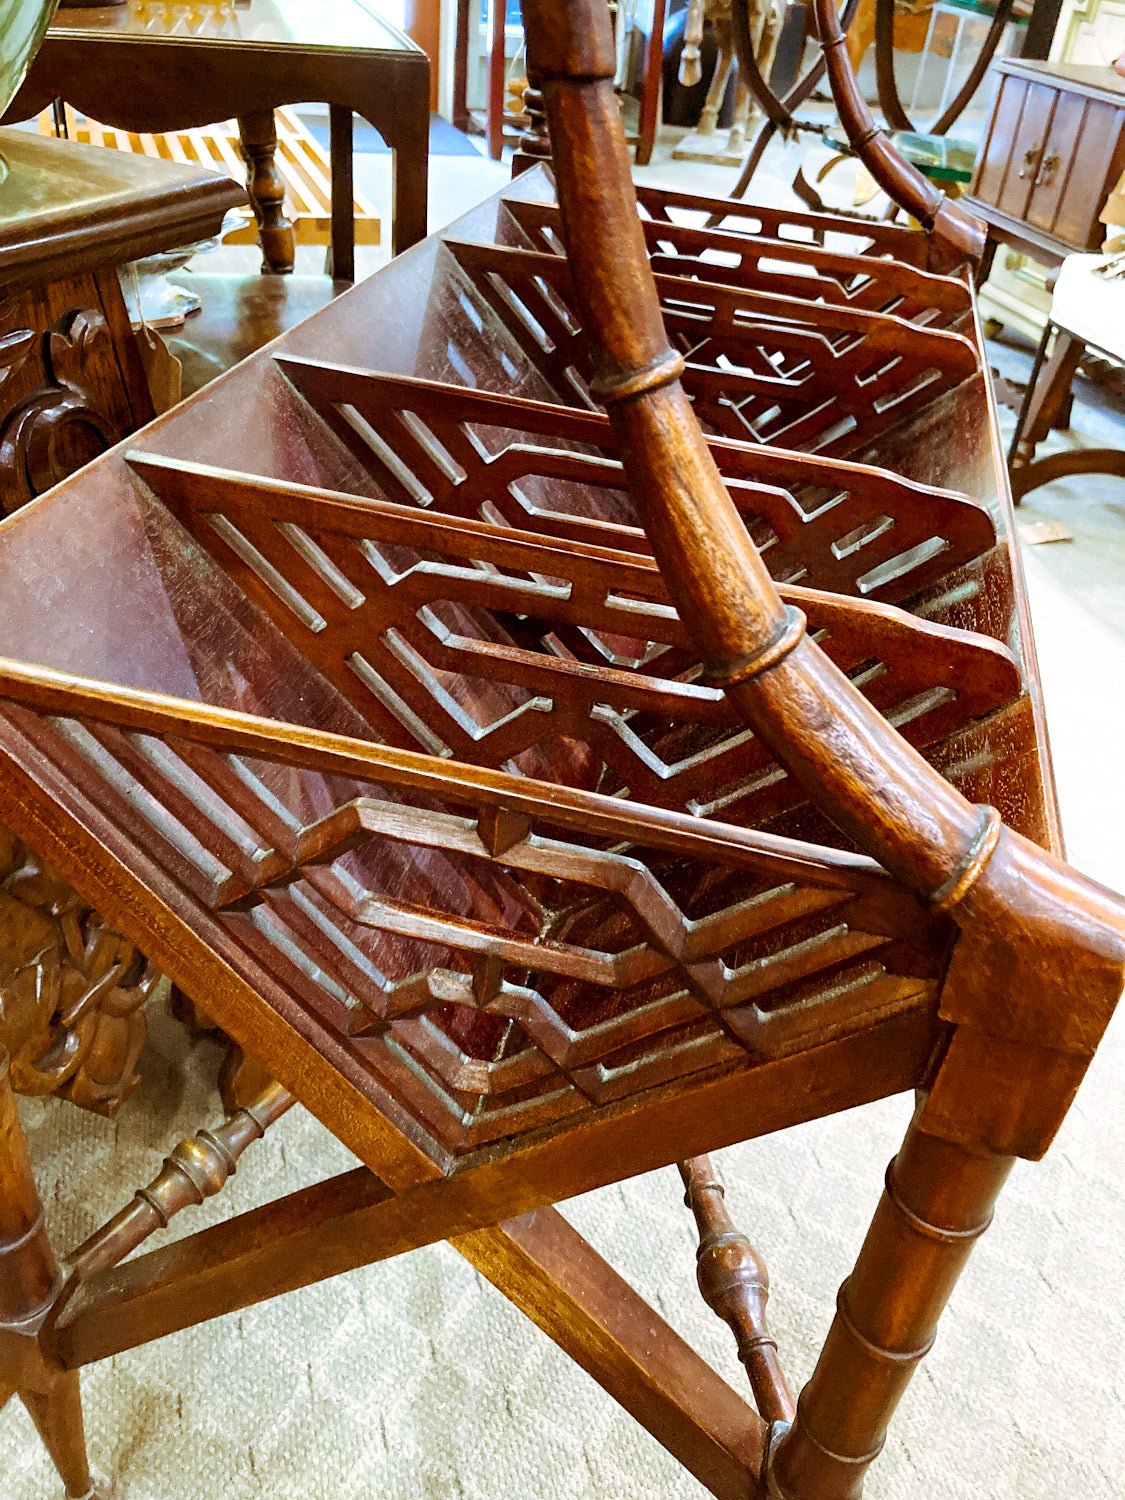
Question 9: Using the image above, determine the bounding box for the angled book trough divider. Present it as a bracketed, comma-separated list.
[441, 235, 980, 456]
[503, 194, 975, 330]
[0, 0, 1121, 1492]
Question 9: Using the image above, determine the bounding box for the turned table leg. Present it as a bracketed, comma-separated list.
[0, 1049, 99, 1498]
[764, 1106, 1012, 1499]
[1008, 323, 1083, 502]
[236, 111, 296, 275]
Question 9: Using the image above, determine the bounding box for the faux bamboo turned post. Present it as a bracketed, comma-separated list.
[521, 0, 985, 897]
[679, 1156, 795, 1425]
[765, 1116, 1014, 1498]
[808, 0, 985, 268]
[518, 1, 1125, 1494]
[0, 1050, 98, 1500]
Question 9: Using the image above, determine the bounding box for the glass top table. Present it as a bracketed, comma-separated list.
[4, 0, 430, 266]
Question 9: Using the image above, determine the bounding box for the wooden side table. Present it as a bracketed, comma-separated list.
[1008, 252, 1125, 498]
[964, 58, 1125, 267]
[0, 127, 244, 513]
[4, 0, 431, 275]
[0, 125, 243, 1120]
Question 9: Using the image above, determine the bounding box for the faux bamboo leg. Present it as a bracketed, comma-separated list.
[764, 1106, 1012, 1499]
[0, 1049, 100, 1498]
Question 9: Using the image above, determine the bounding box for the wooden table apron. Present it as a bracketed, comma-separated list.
[6, 28, 430, 262]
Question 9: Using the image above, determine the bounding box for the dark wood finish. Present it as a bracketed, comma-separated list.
[0, 127, 244, 504]
[327, 106, 355, 282]
[0, 128, 245, 293]
[635, 0, 669, 167]
[7, 0, 430, 263]
[235, 109, 297, 275]
[456, 1208, 766, 1499]
[965, 59, 1125, 267]
[0, 6, 1119, 1497]
[457, 0, 668, 166]
[1008, 321, 1125, 500]
[453, 0, 473, 132]
[0, 130, 242, 1122]
[679, 1154, 795, 1423]
[812, 0, 986, 268]
[0, 1050, 102, 1500]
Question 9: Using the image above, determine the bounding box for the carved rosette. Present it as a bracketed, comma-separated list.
[0, 825, 156, 1115]
[0, 305, 122, 513]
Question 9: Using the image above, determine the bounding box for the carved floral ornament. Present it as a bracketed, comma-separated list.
[0, 823, 156, 1115]
[0, 298, 121, 513]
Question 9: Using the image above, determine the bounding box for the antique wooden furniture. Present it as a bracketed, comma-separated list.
[0, 126, 244, 511]
[966, 58, 1125, 266]
[3, 0, 430, 274]
[40, 103, 383, 266]
[0, 125, 242, 1126]
[1008, 250, 1125, 496]
[726, 0, 1058, 205]
[453, 0, 669, 165]
[0, 0, 1122, 1495]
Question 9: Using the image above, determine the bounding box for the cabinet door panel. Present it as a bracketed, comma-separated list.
[998, 84, 1058, 222]
[972, 74, 1030, 209]
[1054, 102, 1125, 249]
[1025, 92, 1087, 235]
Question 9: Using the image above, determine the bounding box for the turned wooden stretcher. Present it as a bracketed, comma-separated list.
[0, 1, 1121, 1496]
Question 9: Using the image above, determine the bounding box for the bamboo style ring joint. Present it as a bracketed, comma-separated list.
[704, 607, 807, 689]
[589, 350, 687, 405]
[927, 804, 1003, 911]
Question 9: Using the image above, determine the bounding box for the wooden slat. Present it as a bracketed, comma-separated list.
[34, 107, 380, 248]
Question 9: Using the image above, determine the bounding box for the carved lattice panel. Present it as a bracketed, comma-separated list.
[502, 196, 973, 330]
[631, 183, 933, 267]
[0, 672, 949, 1155]
[271, 362, 998, 606]
[443, 240, 979, 455]
[131, 448, 1021, 827]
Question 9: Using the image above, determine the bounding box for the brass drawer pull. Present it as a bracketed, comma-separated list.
[1019, 142, 1042, 179]
[1036, 149, 1060, 187]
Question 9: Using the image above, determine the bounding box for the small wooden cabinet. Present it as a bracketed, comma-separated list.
[966, 58, 1125, 264]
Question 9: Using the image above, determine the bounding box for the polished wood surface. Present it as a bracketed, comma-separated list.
[6, 0, 430, 262]
[0, 5, 1118, 1496]
[0, 128, 245, 290]
[966, 58, 1125, 266]
[0, 129, 245, 512]
[0, 130, 244, 1124]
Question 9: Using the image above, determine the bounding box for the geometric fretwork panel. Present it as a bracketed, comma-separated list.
[443, 239, 981, 457]
[502, 195, 974, 331]
[269, 362, 998, 605]
[631, 183, 936, 268]
[0, 679, 948, 1154]
[131, 444, 1021, 824]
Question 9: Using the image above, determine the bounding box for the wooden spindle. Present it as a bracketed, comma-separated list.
[513, 72, 552, 176]
[66, 1079, 295, 1280]
[679, 1155, 795, 1426]
[765, 1112, 1013, 1498]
